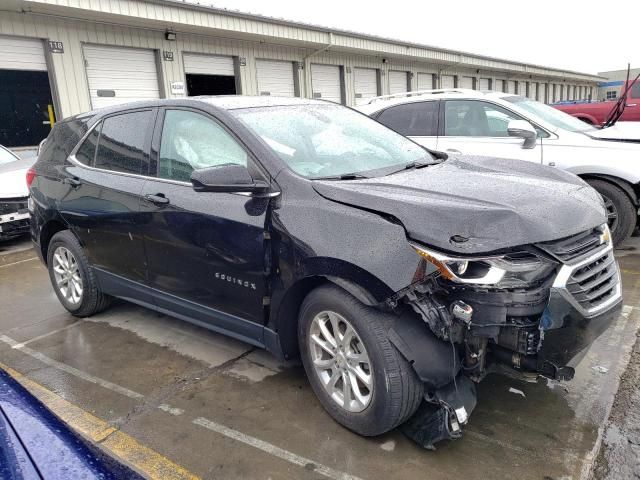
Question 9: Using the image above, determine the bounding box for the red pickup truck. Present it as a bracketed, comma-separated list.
[552, 80, 640, 125]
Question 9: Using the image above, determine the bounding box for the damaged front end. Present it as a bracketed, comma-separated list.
[389, 225, 622, 449]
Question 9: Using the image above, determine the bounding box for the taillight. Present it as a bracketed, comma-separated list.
[26, 167, 36, 188]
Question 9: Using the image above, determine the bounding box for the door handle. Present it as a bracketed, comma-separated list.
[62, 177, 81, 188]
[446, 149, 462, 154]
[626, 103, 637, 107]
[144, 193, 170, 205]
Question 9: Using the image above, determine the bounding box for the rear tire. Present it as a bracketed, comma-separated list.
[587, 179, 637, 247]
[47, 230, 111, 317]
[298, 285, 423, 436]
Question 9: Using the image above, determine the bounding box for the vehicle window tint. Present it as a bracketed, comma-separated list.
[75, 122, 101, 166]
[444, 100, 522, 137]
[159, 110, 247, 182]
[94, 111, 152, 174]
[631, 82, 640, 99]
[376, 101, 438, 136]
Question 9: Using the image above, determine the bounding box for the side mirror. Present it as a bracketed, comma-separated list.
[190, 164, 269, 194]
[507, 120, 537, 149]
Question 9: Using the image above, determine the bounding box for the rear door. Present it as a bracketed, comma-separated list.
[139, 107, 269, 339]
[374, 100, 439, 150]
[60, 108, 155, 284]
[436, 99, 542, 162]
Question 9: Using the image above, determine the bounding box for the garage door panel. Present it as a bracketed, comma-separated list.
[389, 71, 408, 95]
[311, 64, 341, 103]
[417, 73, 433, 91]
[256, 59, 295, 97]
[84, 45, 160, 109]
[460, 76, 474, 89]
[441, 75, 455, 88]
[479, 78, 491, 90]
[354, 68, 378, 105]
[183, 53, 234, 76]
[0, 36, 47, 71]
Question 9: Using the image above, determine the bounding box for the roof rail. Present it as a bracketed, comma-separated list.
[367, 88, 480, 104]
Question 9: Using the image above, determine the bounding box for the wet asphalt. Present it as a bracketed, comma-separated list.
[0, 234, 639, 480]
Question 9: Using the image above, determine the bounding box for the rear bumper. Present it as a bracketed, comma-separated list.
[0, 198, 30, 239]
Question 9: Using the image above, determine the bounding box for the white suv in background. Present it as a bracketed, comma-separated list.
[356, 89, 640, 246]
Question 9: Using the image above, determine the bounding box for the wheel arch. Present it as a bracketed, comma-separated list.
[579, 173, 639, 206]
[39, 219, 70, 265]
[269, 258, 394, 360]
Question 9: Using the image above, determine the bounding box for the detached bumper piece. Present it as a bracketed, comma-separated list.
[402, 375, 477, 450]
[0, 198, 30, 239]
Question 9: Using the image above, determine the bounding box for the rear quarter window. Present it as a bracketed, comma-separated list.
[37, 116, 93, 165]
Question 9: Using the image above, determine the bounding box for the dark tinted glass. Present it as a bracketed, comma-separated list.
[75, 122, 101, 166]
[631, 82, 640, 99]
[39, 117, 92, 165]
[376, 101, 438, 136]
[95, 110, 152, 174]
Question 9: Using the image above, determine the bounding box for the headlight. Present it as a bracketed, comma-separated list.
[411, 244, 557, 288]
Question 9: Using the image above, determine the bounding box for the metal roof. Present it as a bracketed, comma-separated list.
[154, 0, 604, 81]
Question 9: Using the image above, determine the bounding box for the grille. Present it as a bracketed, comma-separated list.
[566, 250, 618, 311]
[537, 227, 604, 262]
[0, 199, 28, 216]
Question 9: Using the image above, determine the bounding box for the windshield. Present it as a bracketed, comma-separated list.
[0, 146, 18, 165]
[232, 104, 432, 179]
[503, 96, 597, 133]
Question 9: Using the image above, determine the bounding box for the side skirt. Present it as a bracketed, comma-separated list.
[93, 268, 277, 350]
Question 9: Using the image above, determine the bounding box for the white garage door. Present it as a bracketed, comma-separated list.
[0, 36, 47, 71]
[354, 68, 378, 106]
[417, 73, 434, 91]
[256, 59, 295, 97]
[479, 78, 491, 91]
[460, 76, 474, 89]
[183, 53, 234, 76]
[441, 75, 455, 89]
[528, 82, 537, 100]
[389, 71, 408, 95]
[84, 45, 160, 109]
[540, 83, 547, 103]
[311, 64, 342, 103]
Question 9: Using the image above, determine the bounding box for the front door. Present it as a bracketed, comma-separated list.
[140, 108, 269, 340]
[59, 109, 155, 285]
[436, 99, 543, 163]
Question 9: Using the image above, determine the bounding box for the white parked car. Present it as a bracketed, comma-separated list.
[0, 145, 34, 240]
[356, 89, 640, 245]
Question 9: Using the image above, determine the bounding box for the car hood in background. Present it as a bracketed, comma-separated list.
[588, 122, 640, 142]
[313, 156, 606, 254]
[0, 158, 35, 199]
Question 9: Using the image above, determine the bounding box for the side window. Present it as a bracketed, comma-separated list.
[75, 122, 101, 166]
[94, 110, 152, 174]
[376, 101, 438, 136]
[631, 82, 640, 99]
[158, 110, 247, 182]
[444, 100, 521, 137]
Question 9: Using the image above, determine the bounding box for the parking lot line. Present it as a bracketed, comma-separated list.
[192, 416, 364, 480]
[10, 320, 82, 349]
[0, 334, 144, 399]
[0, 362, 199, 480]
[0, 256, 38, 268]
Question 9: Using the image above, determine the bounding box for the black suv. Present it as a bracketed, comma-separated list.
[29, 97, 622, 448]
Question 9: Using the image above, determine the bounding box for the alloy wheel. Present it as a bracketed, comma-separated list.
[52, 246, 83, 306]
[308, 311, 373, 412]
[603, 195, 619, 234]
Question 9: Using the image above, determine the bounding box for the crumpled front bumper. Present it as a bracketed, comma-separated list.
[539, 244, 622, 368]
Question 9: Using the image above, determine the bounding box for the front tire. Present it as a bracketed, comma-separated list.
[47, 230, 111, 317]
[587, 179, 637, 247]
[298, 285, 423, 436]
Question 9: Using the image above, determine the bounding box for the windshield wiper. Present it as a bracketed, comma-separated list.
[313, 173, 369, 180]
[382, 157, 442, 177]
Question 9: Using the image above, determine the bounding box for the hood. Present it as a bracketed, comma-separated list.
[313, 156, 606, 254]
[588, 122, 640, 142]
[0, 158, 35, 199]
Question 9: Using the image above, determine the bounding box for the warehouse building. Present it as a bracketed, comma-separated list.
[0, 0, 603, 147]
